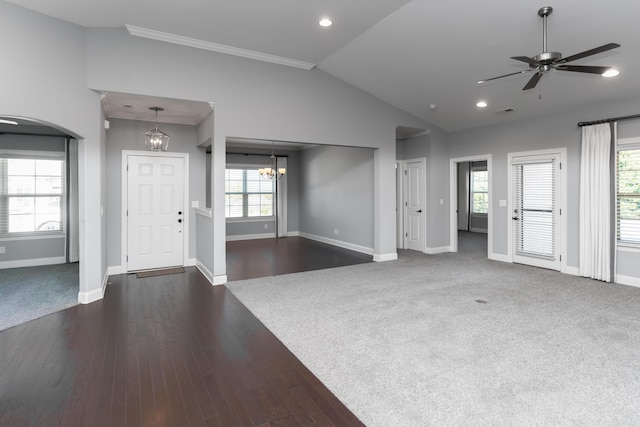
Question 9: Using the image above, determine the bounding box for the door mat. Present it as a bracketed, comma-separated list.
[136, 267, 185, 278]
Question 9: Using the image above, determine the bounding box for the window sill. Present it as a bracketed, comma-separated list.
[0, 233, 65, 242]
[195, 207, 212, 218]
[226, 217, 275, 223]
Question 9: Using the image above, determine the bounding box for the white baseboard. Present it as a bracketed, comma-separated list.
[287, 231, 300, 237]
[213, 274, 227, 285]
[374, 253, 398, 262]
[226, 232, 276, 241]
[425, 246, 450, 255]
[78, 280, 105, 304]
[615, 274, 640, 288]
[185, 257, 196, 267]
[488, 252, 511, 263]
[298, 232, 374, 255]
[196, 260, 214, 284]
[0, 256, 65, 269]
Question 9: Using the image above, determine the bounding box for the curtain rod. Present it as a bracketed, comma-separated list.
[226, 151, 289, 158]
[577, 113, 640, 127]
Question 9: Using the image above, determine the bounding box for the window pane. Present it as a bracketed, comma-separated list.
[225, 168, 275, 218]
[36, 177, 62, 194]
[472, 171, 488, 192]
[8, 176, 35, 194]
[472, 193, 488, 214]
[8, 159, 35, 176]
[9, 196, 34, 215]
[36, 160, 62, 176]
[9, 214, 35, 232]
[36, 196, 61, 215]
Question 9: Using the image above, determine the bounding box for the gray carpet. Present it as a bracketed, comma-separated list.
[227, 233, 640, 426]
[0, 263, 79, 331]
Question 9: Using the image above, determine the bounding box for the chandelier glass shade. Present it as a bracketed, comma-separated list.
[259, 154, 286, 180]
[144, 107, 170, 151]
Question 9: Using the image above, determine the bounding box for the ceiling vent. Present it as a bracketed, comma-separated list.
[495, 108, 515, 115]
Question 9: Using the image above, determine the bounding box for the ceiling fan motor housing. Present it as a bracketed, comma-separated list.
[533, 51, 562, 65]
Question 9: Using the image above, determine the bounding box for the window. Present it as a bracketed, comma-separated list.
[225, 168, 274, 218]
[471, 169, 488, 214]
[617, 144, 640, 244]
[0, 156, 64, 236]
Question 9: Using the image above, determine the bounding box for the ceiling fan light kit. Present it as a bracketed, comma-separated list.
[478, 6, 621, 90]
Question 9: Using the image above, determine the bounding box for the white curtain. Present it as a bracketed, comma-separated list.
[579, 123, 614, 281]
[67, 138, 80, 263]
[276, 157, 288, 237]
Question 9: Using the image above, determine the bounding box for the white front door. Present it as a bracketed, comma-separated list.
[404, 159, 426, 252]
[510, 154, 561, 271]
[127, 155, 185, 271]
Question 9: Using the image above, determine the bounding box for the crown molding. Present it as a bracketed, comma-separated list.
[126, 25, 315, 71]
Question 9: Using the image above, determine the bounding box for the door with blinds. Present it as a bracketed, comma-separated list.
[510, 152, 561, 271]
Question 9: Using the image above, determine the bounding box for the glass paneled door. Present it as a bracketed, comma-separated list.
[511, 153, 561, 271]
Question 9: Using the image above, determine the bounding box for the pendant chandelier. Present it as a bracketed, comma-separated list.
[144, 107, 170, 151]
[259, 144, 286, 180]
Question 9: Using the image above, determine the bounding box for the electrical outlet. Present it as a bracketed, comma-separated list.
[334, 229, 339, 235]
[0, 247, 5, 254]
[264, 224, 268, 229]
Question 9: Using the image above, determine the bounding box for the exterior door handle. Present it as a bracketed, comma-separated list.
[512, 216, 519, 220]
[178, 219, 183, 223]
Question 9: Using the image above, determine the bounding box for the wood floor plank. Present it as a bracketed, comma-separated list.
[0, 238, 365, 426]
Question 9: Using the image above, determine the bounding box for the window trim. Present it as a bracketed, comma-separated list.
[0, 151, 66, 238]
[225, 164, 275, 220]
[615, 136, 640, 248]
[470, 168, 488, 215]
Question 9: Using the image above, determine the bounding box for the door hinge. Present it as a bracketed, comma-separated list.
[559, 162, 562, 170]
[405, 232, 408, 237]
[126, 255, 128, 261]
[405, 201, 408, 206]
[559, 208, 561, 215]
[126, 210, 128, 216]
[404, 170, 407, 175]
[559, 254, 562, 261]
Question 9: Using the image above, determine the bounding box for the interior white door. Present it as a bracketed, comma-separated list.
[404, 159, 425, 252]
[511, 156, 560, 270]
[127, 155, 184, 271]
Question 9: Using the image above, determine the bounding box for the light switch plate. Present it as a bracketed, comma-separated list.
[191, 201, 199, 208]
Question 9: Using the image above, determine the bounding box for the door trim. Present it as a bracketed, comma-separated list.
[402, 158, 427, 252]
[121, 150, 190, 272]
[507, 148, 567, 273]
[449, 154, 493, 256]
[396, 162, 403, 249]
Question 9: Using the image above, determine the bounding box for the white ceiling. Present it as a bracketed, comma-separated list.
[9, 0, 640, 132]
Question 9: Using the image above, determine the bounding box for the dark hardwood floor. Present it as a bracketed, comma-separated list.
[226, 237, 373, 281]
[0, 267, 364, 426]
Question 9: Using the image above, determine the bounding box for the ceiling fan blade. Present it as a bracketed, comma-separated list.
[557, 43, 621, 64]
[522, 72, 543, 90]
[555, 65, 613, 74]
[478, 69, 532, 84]
[511, 56, 538, 66]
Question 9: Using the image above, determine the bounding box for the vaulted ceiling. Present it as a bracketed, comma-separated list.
[8, 0, 640, 132]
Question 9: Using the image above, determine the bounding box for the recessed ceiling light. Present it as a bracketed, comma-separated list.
[476, 101, 488, 108]
[0, 119, 18, 125]
[319, 18, 333, 27]
[602, 69, 620, 78]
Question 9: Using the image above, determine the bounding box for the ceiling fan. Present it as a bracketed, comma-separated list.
[478, 6, 621, 90]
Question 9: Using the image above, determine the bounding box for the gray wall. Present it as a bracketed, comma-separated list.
[448, 98, 640, 277]
[0, 134, 66, 264]
[105, 119, 206, 268]
[1, 0, 104, 298]
[299, 145, 374, 249]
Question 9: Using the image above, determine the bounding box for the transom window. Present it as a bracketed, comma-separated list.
[225, 168, 274, 218]
[616, 143, 640, 244]
[0, 156, 64, 236]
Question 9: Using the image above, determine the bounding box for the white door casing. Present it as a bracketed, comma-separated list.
[508, 149, 566, 272]
[404, 158, 426, 252]
[123, 152, 189, 271]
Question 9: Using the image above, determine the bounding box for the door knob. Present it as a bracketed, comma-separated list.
[512, 216, 519, 220]
[178, 211, 182, 215]
[178, 219, 182, 223]
[417, 209, 422, 213]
